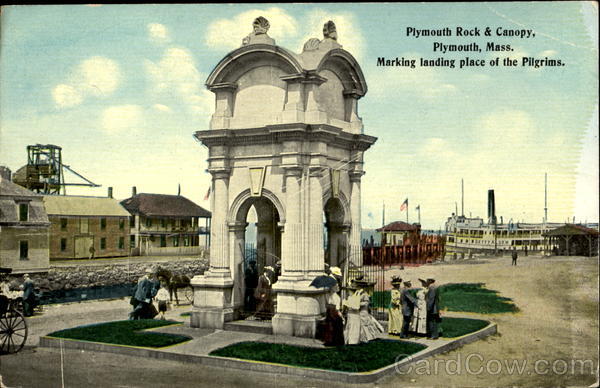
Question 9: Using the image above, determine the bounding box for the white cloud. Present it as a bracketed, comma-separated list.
[153, 103, 172, 113]
[148, 23, 171, 44]
[298, 9, 365, 59]
[539, 49, 557, 57]
[205, 7, 298, 50]
[102, 105, 143, 133]
[144, 47, 213, 117]
[52, 84, 83, 108]
[52, 56, 121, 108]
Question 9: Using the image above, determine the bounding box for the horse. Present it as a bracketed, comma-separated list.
[155, 267, 192, 306]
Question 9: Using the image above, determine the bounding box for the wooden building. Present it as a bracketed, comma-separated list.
[0, 169, 50, 273]
[543, 224, 599, 257]
[43, 195, 131, 260]
[120, 191, 211, 256]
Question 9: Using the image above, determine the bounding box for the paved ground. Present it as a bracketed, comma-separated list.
[1, 255, 598, 387]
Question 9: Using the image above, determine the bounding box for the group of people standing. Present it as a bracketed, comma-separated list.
[320, 269, 385, 347]
[388, 276, 441, 339]
[129, 267, 171, 320]
[0, 273, 37, 317]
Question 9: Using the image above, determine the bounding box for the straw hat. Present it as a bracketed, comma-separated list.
[391, 276, 402, 286]
[330, 266, 342, 277]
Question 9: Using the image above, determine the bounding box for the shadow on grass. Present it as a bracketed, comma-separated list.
[210, 339, 427, 373]
[372, 283, 518, 314]
[47, 319, 191, 348]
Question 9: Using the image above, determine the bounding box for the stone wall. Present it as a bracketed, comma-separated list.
[9, 258, 209, 292]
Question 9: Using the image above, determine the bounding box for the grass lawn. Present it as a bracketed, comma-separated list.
[210, 339, 427, 373]
[440, 317, 490, 337]
[372, 282, 518, 314]
[47, 320, 191, 348]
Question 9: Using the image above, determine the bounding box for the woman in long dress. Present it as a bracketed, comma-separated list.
[344, 280, 384, 344]
[409, 288, 428, 335]
[322, 284, 344, 346]
[388, 276, 403, 335]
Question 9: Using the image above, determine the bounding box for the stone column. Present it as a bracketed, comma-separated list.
[307, 166, 325, 277]
[281, 74, 305, 123]
[304, 72, 327, 124]
[349, 169, 364, 267]
[229, 221, 248, 318]
[209, 83, 237, 130]
[344, 90, 364, 134]
[280, 167, 303, 277]
[190, 169, 234, 329]
[272, 166, 327, 338]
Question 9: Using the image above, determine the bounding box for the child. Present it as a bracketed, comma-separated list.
[155, 281, 170, 320]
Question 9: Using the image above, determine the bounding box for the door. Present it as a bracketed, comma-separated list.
[75, 237, 93, 258]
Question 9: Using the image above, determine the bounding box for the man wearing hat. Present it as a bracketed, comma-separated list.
[424, 278, 441, 339]
[130, 267, 158, 319]
[400, 280, 417, 338]
[388, 276, 403, 335]
[254, 266, 274, 319]
[21, 274, 36, 317]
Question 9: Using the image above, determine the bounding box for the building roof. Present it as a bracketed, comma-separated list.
[120, 193, 211, 218]
[376, 221, 420, 232]
[0, 177, 42, 198]
[43, 195, 130, 217]
[543, 224, 599, 237]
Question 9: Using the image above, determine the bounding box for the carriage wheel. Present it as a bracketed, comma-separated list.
[0, 310, 28, 354]
[184, 286, 193, 304]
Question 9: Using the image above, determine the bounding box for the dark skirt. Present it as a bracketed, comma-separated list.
[323, 306, 345, 346]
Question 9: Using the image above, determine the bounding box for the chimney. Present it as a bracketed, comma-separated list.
[108, 187, 113, 198]
[0, 166, 11, 181]
[487, 189, 496, 224]
[132, 186, 137, 196]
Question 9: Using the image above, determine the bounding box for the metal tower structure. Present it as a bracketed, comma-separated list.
[12, 144, 100, 195]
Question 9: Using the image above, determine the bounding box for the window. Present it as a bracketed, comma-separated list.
[130, 235, 135, 248]
[60, 218, 68, 230]
[101, 218, 107, 230]
[100, 237, 106, 250]
[61, 238, 67, 251]
[146, 218, 152, 228]
[19, 203, 28, 222]
[160, 235, 166, 247]
[183, 236, 190, 246]
[119, 218, 125, 230]
[118, 237, 125, 249]
[173, 236, 179, 247]
[80, 218, 89, 233]
[19, 241, 28, 259]
[130, 216, 135, 228]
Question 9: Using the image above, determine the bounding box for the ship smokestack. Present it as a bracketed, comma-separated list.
[108, 187, 113, 198]
[488, 189, 496, 224]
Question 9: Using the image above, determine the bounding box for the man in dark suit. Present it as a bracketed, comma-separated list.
[400, 280, 417, 338]
[130, 268, 159, 319]
[22, 274, 36, 317]
[244, 260, 259, 313]
[512, 247, 518, 266]
[424, 278, 441, 339]
[254, 266, 274, 319]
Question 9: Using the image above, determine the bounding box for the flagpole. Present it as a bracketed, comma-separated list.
[417, 206, 421, 225]
[407, 199, 409, 224]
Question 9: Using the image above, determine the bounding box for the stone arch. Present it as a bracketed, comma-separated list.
[228, 188, 286, 225]
[316, 49, 368, 97]
[206, 45, 304, 86]
[322, 189, 351, 225]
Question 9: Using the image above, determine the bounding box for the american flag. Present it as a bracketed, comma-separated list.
[400, 198, 408, 211]
[203, 187, 211, 201]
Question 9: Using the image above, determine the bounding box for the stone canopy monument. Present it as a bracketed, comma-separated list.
[191, 18, 377, 338]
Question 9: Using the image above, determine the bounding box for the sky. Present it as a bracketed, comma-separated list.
[0, 3, 598, 230]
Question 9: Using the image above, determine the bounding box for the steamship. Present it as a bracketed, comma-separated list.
[444, 189, 563, 256]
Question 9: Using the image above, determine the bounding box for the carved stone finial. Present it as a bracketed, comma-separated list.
[253, 16, 270, 35]
[303, 38, 321, 52]
[323, 20, 337, 41]
[242, 16, 275, 46]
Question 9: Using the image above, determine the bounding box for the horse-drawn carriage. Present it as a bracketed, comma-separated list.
[0, 267, 28, 354]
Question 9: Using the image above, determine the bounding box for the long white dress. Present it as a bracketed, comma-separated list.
[344, 289, 384, 344]
[409, 289, 428, 334]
